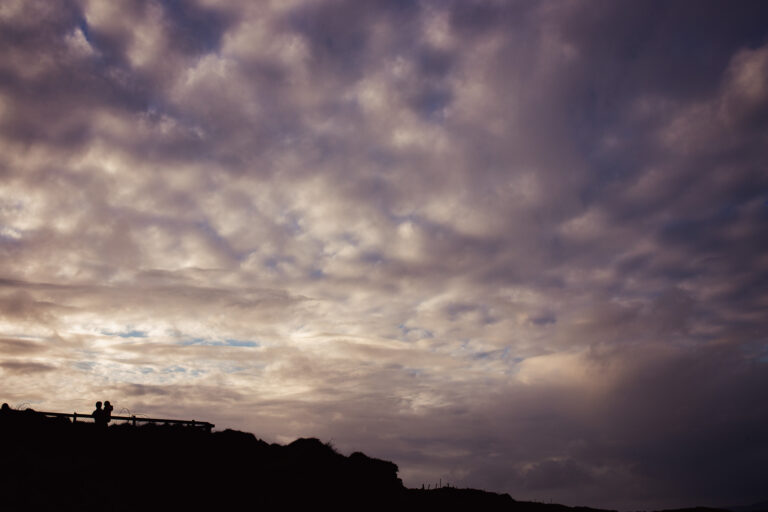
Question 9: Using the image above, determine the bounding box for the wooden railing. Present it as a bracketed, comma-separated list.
[37, 411, 215, 433]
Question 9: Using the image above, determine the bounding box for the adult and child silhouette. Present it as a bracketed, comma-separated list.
[91, 400, 113, 428]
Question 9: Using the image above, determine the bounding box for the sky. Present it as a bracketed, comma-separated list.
[1, 0, 767, 509]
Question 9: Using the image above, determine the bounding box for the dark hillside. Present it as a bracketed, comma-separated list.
[0, 409, 731, 512]
[1, 410, 403, 510]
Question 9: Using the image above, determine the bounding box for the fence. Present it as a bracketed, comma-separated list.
[37, 411, 215, 433]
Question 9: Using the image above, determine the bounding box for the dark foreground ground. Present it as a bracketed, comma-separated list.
[0, 410, 746, 512]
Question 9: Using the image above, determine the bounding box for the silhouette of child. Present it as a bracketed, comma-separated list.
[103, 400, 113, 425]
[92, 401, 105, 428]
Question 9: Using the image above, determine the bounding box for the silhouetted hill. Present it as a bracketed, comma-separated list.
[0, 410, 733, 511]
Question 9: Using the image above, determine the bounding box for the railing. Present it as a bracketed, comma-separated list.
[36, 411, 215, 433]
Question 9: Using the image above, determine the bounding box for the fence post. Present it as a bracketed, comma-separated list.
[132, 415, 136, 426]
[73, 412, 77, 423]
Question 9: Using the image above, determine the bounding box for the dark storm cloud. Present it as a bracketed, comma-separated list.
[1, 0, 767, 509]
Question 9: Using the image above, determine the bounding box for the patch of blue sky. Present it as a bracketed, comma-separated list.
[162, 365, 187, 373]
[405, 367, 425, 377]
[225, 338, 258, 347]
[263, 256, 280, 269]
[413, 87, 452, 120]
[530, 313, 557, 326]
[73, 361, 95, 371]
[179, 337, 206, 346]
[279, 212, 303, 235]
[338, 231, 359, 245]
[398, 324, 434, 342]
[497, 348, 525, 364]
[101, 329, 148, 339]
[471, 348, 520, 361]
[76, 16, 91, 43]
[195, 219, 239, 260]
[180, 337, 259, 347]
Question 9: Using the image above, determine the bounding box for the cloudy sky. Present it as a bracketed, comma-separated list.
[1, 0, 767, 509]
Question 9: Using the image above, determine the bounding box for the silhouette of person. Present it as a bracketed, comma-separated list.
[92, 401, 105, 428]
[103, 400, 113, 425]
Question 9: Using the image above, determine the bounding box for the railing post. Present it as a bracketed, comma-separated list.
[30, 411, 213, 432]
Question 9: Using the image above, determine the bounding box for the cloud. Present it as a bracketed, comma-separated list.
[0, 337, 49, 355]
[0, 0, 766, 509]
[0, 360, 57, 374]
